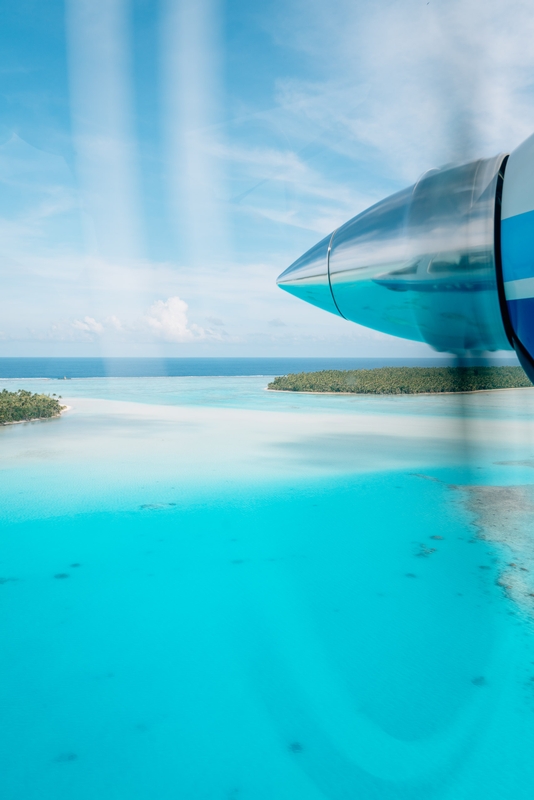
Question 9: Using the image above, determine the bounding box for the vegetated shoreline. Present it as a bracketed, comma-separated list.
[266, 386, 534, 396]
[267, 366, 532, 395]
[2, 405, 71, 426]
[0, 389, 68, 426]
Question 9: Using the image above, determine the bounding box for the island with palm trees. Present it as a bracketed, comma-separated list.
[0, 389, 66, 424]
[268, 366, 532, 395]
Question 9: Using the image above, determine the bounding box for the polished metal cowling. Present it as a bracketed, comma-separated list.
[277, 155, 513, 354]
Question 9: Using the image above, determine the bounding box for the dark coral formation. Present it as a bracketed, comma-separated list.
[452, 483, 534, 616]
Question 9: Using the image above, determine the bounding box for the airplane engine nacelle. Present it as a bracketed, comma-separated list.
[276, 134, 534, 382]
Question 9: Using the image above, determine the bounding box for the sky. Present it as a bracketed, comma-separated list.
[1, 0, 534, 357]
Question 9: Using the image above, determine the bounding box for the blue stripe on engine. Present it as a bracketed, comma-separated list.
[501, 208, 534, 282]
[507, 297, 534, 356]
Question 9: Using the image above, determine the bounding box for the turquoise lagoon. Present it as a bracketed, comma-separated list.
[1, 377, 534, 799]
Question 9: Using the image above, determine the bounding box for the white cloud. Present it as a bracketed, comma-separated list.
[72, 316, 104, 334]
[106, 314, 123, 330]
[274, 0, 534, 182]
[6, 0, 532, 358]
[69, 295, 218, 344]
[218, 137, 375, 233]
[144, 296, 206, 343]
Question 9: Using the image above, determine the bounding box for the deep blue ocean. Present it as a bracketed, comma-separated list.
[0, 355, 519, 379]
[1, 368, 534, 799]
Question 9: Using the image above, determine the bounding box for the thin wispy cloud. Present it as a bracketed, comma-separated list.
[72, 316, 104, 335]
[1, 0, 534, 356]
[274, 0, 534, 179]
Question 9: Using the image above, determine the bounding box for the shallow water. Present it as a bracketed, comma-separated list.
[3, 374, 534, 419]
[1, 379, 534, 799]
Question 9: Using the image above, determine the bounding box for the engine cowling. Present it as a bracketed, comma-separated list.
[277, 133, 534, 381]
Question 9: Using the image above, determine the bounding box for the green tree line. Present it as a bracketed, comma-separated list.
[0, 389, 66, 424]
[268, 366, 533, 394]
